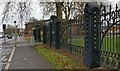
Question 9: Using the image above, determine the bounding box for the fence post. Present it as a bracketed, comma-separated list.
[31, 28, 35, 47]
[33, 29, 36, 41]
[49, 21, 52, 48]
[54, 16, 61, 49]
[49, 15, 55, 48]
[83, 2, 101, 68]
[49, 15, 61, 49]
[34, 25, 41, 42]
[43, 25, 47, 44]
[37, 25, 42, 42]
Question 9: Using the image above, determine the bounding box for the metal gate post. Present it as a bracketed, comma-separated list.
[51, 16, 56, 48]
[49, 20, 53, 48]
[33, 29, 36, 41]
[38, 27, 42, 42]
[36, 27, 41, 42]
[43, 25, 47, 44]
[54, 16, 61, 49]
[49, 15, 61, 49]
[83, 2, 101, 68]
[49, 15, 56, 48]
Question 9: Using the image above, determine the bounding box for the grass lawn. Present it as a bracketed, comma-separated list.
[67, 35, 120, 54]
[102, 35, 120, 53]
[67, 38, 84, 47]
[35, 45, 80, 69]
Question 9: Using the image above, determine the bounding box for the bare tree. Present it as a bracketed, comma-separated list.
[1, 1, 32, 28]
[39, 2, 85, 24]
[39, 2, 86, 41]
[2, 2, 15, 24]
[40, 2, 56, 19]
[17, 2, 32, 27]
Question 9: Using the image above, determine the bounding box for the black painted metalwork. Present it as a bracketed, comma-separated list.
[60, 16, 84, 58]
[43, 25, 47, 44]
[49, 20, 52, 48]
[35, 25, 41, 42]
[100, 3, 120, 69]
[49, 15, 61, 49]
[83, 2, 101, 68]
[33, 29, 36, 41]
[41, 2, 120, 69]
[60, 2, 120, 69]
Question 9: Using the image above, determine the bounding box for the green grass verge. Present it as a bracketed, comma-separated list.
[35, 45, 80, 69]
[25, 37, 31, 43]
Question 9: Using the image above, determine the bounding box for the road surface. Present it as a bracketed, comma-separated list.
[0, 37, 16, 70]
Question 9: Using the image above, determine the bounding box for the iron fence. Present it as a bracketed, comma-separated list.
[60, 18, 84, 56]
[60, 3, 120, 69]
[41, 2, 120, 69]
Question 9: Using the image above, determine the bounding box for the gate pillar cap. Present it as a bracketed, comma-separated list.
[85, 2, 100, 13]
[50, 15, 57, 20]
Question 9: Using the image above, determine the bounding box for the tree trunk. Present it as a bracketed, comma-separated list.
[56, 2, 62, 21]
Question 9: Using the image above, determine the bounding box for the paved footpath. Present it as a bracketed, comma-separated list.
[9, 37, 51, 69]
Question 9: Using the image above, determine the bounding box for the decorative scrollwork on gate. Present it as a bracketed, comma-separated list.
[100, 3, 120, 69]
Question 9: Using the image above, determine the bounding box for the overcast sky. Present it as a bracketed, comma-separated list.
[0, 0, 120, 32]
[0, 0, 43, 32]
[109, 0, 120, 3]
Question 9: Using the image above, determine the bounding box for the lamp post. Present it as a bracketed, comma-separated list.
[14, 21, 17, 47]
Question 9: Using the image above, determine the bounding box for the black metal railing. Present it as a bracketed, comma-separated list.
[61, 42, 84, 56]
[41, 3, 120, 69]
[100, 3, 120, 68]
[60, 3, 120, 69]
